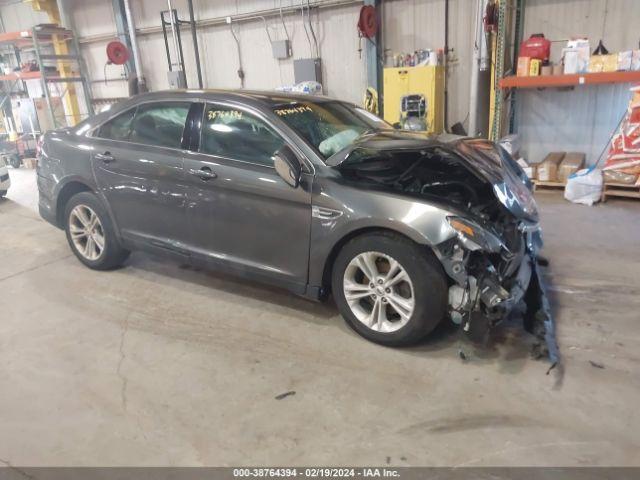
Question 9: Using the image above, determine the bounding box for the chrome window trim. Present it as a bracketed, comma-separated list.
[89, 135, 195, 157]
[86, 96, 316, 175]
[87, 99, 191, 141]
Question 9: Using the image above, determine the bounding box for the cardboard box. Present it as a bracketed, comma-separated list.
[523, 165, 537, 180]
[603, 170, 637, 185]
[514, 157, 536, 179]
[517, 56, 531, 77]
[589, 55, 605, 73]
[537, 152, 565, 182]
[563, 49, 579, 74]
[22, 158, 38, 169]
[602, 53, 619, 72]
[632, 50, 640, 71]
[558, 152, 585, 183]
[618, 51, 633, 71]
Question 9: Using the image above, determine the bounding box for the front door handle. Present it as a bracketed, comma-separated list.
[95, 152, 115, 163]
[189, 166, 217, 181]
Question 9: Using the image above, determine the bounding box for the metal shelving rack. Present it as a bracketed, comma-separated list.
[489, 0, 508, 141]
[0, 24, 93, 130]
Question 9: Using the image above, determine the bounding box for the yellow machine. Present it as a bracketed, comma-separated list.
[383, 65, 445, 134]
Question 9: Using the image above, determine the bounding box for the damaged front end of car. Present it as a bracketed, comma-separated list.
[332, 133, 559, 363]
[435, 215, 558, 364]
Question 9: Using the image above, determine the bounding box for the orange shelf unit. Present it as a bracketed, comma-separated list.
[0, 27, 72, 49]
[0, 30, 33, 48]
[499, 71, 640, 89]
[0, 71, 43, 81]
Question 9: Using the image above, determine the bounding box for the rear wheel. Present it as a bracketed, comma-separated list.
[64, 192, 129, 270]
[332, 232, 447, 346]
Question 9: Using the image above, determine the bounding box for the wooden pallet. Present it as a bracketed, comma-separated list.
[601, 182, 640, 202]
[532, 180, 565, 192]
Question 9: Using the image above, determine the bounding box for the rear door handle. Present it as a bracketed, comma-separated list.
[95, 152, 115, 163]
[189, 166, 217, 181]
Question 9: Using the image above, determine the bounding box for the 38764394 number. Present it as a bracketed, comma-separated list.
[233, 468, 298, 477]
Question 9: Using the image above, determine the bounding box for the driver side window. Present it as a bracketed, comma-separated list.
[96, 108, 136, 142]
[201, 104, 285, 167]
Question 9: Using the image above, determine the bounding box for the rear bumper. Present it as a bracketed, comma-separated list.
[39, 201, 58, 227]
[37, 173, 59, 228]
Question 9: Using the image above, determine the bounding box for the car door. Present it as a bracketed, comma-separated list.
[91, 101, 193, 251]
[182, 102, 313, 292]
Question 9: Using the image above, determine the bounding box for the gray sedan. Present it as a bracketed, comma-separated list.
[36, 90, 557, 359]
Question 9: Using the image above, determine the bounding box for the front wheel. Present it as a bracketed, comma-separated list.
[64, 191, 129, 270]
[332, 232, 447, 346]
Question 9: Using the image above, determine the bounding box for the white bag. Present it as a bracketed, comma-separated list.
[564, 168, 603, 206]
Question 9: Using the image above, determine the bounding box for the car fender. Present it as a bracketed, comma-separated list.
[51, 175, 122, 239]
[307, 181, 457, 289]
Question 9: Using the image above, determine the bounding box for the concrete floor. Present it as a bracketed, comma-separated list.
[1, 168, 639, 467]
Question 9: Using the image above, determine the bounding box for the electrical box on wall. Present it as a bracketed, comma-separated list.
[167, 70, 187, 89]
[272, 39, 291, 59]
[294, 58, 322, 84]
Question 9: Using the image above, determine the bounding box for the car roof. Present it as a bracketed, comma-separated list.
[78, 89, 352, 135]
[126, 89, 340, 109]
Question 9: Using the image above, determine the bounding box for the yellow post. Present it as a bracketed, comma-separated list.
[27, 0, 82, 126]
[488, 28, 497, 141]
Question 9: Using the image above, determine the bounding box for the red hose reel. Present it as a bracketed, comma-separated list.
[106, 40, 130, 65]
[357, 5, 378, 39]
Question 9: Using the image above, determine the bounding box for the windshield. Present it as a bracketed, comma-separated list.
[272, 101, 392, 159]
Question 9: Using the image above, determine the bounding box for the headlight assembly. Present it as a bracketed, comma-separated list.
[495, 147, 539, 221]
[447, 216, 505, 253]
[493, 179, 538, 222]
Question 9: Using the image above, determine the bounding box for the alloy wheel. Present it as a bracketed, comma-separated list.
[343, 251, 415, 333]
[69, 205, 105, 261]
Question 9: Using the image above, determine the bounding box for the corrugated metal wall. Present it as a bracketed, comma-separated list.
[0, 1, 48, 30]
[70, 0, 367, 105]
[382, 0, 474, 129]
[66, 0, 472, 127]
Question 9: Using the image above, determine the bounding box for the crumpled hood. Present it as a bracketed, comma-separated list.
[326, 130, 505, 184]
[327, 130, 539, 223]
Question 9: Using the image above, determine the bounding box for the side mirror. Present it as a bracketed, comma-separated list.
[274, 146, 302, 188]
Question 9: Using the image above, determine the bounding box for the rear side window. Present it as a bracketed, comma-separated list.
[96, 108, 136, 141]
[129, 102, 191, 149]
[201, 104, 285, 166]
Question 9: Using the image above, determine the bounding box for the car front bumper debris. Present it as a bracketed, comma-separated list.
[442, 227, 559, 364]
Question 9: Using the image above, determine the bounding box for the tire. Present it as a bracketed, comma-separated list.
[63, 191, 129, 270]
[332, 231, 447, 346]
[0, 190, 6, 198]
